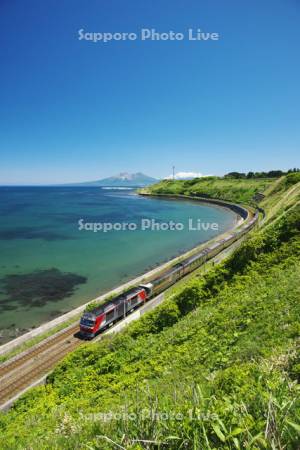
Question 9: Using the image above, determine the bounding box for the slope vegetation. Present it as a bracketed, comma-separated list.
[140, 176, 274, 205]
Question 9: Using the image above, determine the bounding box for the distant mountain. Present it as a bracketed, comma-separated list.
[67, 172, 158, 187]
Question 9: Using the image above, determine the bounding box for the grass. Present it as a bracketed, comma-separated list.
[260, 173, 300, 222]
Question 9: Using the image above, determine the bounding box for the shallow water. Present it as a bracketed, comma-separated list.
[0, 187, 237, 343]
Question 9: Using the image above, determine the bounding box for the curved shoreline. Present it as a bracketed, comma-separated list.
[139, 192, 251, 219]
[0, 195, 252, 357]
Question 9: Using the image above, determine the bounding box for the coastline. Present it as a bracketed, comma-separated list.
[0, 195, 250, 357]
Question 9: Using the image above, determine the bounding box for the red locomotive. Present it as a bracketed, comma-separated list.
[80, 284, 153, 338]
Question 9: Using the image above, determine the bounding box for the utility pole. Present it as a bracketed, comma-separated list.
[172, 166, 175, 180]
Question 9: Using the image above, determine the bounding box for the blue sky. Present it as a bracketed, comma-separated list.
[0, 0, 299, 184]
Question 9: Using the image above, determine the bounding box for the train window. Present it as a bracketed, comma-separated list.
[106, 309, 115, 322]
[80, 318, 95, 327]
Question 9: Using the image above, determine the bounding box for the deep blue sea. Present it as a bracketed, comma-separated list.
[0, 187, 237, 343]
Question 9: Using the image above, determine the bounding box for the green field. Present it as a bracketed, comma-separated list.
[1, 173, 300, 449]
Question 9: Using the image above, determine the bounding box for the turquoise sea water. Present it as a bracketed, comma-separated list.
[0, 187, 237, 343]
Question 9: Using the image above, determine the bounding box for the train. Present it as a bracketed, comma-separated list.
[79, 209, 259, 339]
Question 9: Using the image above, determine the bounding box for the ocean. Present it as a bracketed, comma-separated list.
[0, 187, 237, 343]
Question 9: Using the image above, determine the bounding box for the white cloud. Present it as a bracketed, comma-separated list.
[164, 171, 211, 180]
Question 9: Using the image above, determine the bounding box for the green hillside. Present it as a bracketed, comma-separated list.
[1, 174, 300, 450]
[140, 176, 274, 205]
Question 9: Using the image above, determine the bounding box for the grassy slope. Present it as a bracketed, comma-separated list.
[260, 173, 300, 222]
[140, 176, 274, 205]
[1, 175, 300, 450]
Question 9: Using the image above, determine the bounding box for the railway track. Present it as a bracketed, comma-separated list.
[0, 325, 82, 406]
[0, 324, 79, 378]
[0, 338, 81, 405]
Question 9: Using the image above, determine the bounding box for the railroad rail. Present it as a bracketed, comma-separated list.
[0, 326, 81, 406]
[0, 323, 79, 378]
